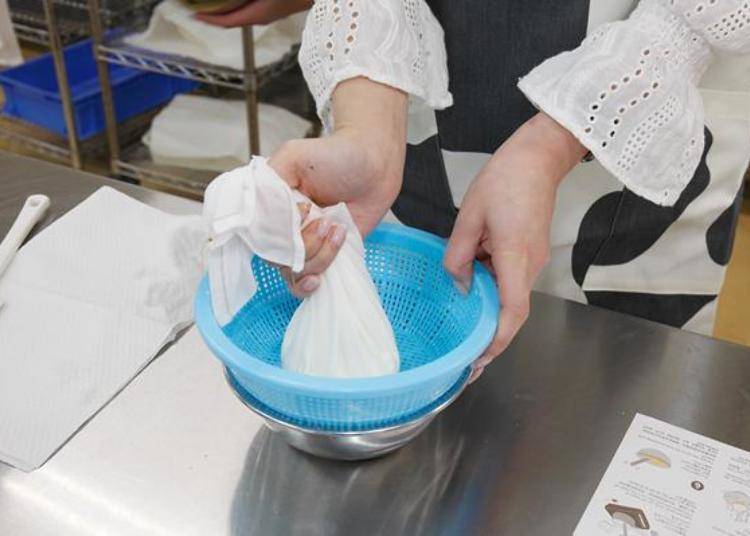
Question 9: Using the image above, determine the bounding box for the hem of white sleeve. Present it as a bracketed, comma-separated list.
[518, 77, 694, 208]
[315, 65, 453, 131]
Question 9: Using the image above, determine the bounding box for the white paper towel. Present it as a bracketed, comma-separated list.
[125, 0, 305, 70]
[0, 187, 205, 471]
[143, 95, 312, 171]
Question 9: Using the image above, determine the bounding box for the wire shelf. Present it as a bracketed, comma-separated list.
[4, 0, 167, 169]
[53, 0, 158, 18]
[0, 115, 113, 163]
[87, 3, 307, 196]
[0, 117, 74, 161]
[98, 43, 245, 89]
[112, 115, 319, 200]
[10, 0, 160, 46]
[97, 41, 300, 90]
[0, 110, 157, 164]
[11, 11, 89, 45]
[114, 143, 213, 197]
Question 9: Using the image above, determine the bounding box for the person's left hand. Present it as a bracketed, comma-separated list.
[444, 112, 588, 382]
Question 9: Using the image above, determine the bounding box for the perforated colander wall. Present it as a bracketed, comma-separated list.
[197, 225, 497, 431]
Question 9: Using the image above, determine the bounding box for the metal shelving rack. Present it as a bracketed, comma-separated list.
[11, 5, 88, 46]
[88, 0, 302, 196]
[2, 0, 159, 168]
[4, 0, 86, 167]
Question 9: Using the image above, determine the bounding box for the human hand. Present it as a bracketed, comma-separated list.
[269, 77, 408, 297]
[444, 112, 588, 381]
[195, 0, 312, 27]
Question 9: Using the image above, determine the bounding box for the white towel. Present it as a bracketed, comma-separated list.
[0, 187, 205, 471]
[204, 157, 399, 378]
[143, 95, 312, 171]
[125, 0, 305, 70]
[203, 157, 305, 325]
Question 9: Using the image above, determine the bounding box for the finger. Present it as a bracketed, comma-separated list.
[476, 244, 491, 262]
[476, 244, 496, 276]
[298, 223, 346, 276]
[469, 366, 485, 384]
[278, 267, 321, 299]
[278, 265, 293, 284]
[290, 275, 321, 299]
[300, 218, 331, 261]
[479, 257, 496, 278]
[479, 250, 531, 365]
[277, 223, 346, 297]
[297, 202, 311, 223]
[444, 210, 483, 294]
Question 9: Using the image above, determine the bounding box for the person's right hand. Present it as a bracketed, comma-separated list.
[195, 0, 312, 27]
[271, 131, 400, 298]
[268, 77, 408, 298]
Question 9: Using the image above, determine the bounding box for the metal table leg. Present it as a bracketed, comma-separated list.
[87, 0, 120, 174]
[43, 0, 82, 169]
[242, 26, 260, 156]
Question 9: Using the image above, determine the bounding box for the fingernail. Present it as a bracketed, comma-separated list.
[469, 367, 484, 384]
[476, 354, 495, 369]
[300, 276, 320, 293]
[453, 278, 471, 296]
[330, 225, 346, 247]
[298, 202, 311, 221]
[316, 219, 332, 237]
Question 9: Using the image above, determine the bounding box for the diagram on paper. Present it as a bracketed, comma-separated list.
[575, 414, 750, 536]
[724, 491, 750, 524]
[596, 501, 658, 535]
[631, 448, 671, 470]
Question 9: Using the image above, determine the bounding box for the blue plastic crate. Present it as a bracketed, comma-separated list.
[0, 39, 198, 140]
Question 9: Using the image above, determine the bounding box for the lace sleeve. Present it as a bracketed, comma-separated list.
[298, 0, 453, 132]
[518, 0, 750, 206]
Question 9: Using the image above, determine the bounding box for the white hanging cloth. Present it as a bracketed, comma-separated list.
[125, 0, 305, 70]
[142, 95, 312, 172]
[0, 0, 22, 67]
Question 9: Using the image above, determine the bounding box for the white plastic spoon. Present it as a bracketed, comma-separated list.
[0, 195, 51, 310]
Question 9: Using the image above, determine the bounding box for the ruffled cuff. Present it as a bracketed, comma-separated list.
[518, 0, 713, 206]
[298, 0, 453, 132]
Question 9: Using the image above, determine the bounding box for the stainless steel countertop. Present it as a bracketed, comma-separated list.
[1, 152, 749, 536]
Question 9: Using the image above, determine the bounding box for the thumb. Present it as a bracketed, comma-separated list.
[444, 210, 483, 294]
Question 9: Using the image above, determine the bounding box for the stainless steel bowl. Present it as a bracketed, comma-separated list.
[224, 370, 470, 461]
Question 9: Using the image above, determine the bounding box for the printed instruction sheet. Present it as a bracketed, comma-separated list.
[575, 414, 750, 536]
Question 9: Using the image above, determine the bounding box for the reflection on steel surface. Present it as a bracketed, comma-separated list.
[230, 404, 475, 535]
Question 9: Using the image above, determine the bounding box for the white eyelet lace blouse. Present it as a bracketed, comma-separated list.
[298, 0, 453, 133]
[298, 0, 750, 206]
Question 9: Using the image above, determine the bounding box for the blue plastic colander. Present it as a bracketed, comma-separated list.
[194, 223, 499, 432]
